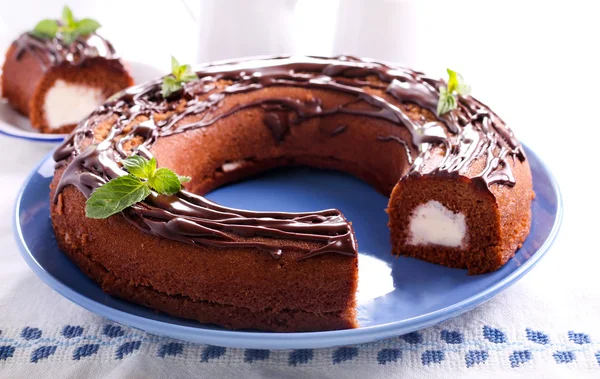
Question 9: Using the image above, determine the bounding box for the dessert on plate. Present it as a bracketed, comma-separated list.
[1, 6, 133, 134]
[50, 55, 534, 332]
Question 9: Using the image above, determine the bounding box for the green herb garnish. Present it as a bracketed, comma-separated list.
[436, 68, 471, 116]
[85, 156, 191, 219]
[161, 56, 199, 98]
[31, 20, 59, 40]
[31, 6, 101, 45]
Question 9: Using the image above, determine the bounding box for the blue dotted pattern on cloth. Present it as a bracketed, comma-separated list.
[244, 349, 270, 363]
[288, 349, 314, 366]
[21, 327, 42, 341]
[103, 325, 125, 338]
[31, 346, 57, 363]
[509, 350, 532, 368]
[158, 342, 184, 358]
[400, 332, 423, 344]
[422, 350, 445, 365]
[332, 347, 358, 364]
[441, 330, 464, 344]
[115, 341, 141, 360]
[0, 325, 599, 368]
[553, 351, 576, 364]
[73, 344, 100, 360]
[568, 331, 591, 345]
[526, 329, 549, 345]
[201, 345, 227, 362]
[62, 325, 84, 339]
[377, 348, 401, 365]
[0, 345, 16, 361]
[483, 326, 507, 344]
[465, 350, 488, 367]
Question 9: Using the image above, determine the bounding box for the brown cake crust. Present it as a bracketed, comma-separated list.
[50, 56, 534, 331]
[1, 41, 133, 134]
[51, 182, 359, 332]
[70, 245, 355, 332]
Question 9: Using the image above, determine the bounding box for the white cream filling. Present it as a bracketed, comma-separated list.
[43, 80, 104, 129]
[408, 200, 466, 247]
[221, 160, 246, 173]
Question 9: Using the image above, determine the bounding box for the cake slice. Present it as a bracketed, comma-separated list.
[1, 6, 133, 134]
[387, 161, 533, 274]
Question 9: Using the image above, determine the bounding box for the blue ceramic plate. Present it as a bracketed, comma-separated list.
[0, 61, 164, 143]
[14, 144, 562, 349]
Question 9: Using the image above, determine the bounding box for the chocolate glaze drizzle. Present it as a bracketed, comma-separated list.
[14, 31, 117, 70]
[53, 55, 525, 260]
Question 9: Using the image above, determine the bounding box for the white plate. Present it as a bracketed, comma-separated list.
[0, 60, 164, 143]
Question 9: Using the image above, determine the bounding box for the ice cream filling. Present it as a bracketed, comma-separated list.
[44, 80, 104, 129]
[408, 200, 466, 247]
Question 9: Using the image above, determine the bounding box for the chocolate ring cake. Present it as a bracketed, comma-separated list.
[2, 16, 133, 134]
[50, 56, 534, 332]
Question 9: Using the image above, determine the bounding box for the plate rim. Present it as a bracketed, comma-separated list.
[13, 143, 563, 349]
[0, 124, 66, 142]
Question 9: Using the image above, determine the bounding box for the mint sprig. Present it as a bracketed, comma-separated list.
[436, 68, 471, 116]
[85, 175, 151, 219]
[161, 56, 199, 98]
[31, 6, 101, 45]
[31, 20, 59, 39]
[85, 156, 191, 219]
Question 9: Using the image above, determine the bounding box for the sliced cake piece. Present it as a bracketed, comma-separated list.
[1, 6, 133, 134]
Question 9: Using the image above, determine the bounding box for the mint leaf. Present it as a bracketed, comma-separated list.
[85, 155, 191, 219]
[456, 75, 471, 96]
[85, 175, 151, 219]
[147, 157, 157, 176]
[446, 68, 458, 93]
[122, 155, 186, 194]
[161, 76, 182, 97]
[32, 19, 59, 39]
[76, 18, 101, 36]
[32, 7, 103, 45]
[437, 69, 470, 116]
[179, 66, 199, 82]
[121, 156, 152, 179]
[436, 87, 457, 116]
[62, 6, 75, 27]
[162, 57, 198, 97]
[171, 56, 181, 74]
[148, 168, 182, 195]
[61, 29, 77, 45]
[446, 68, 470, 96]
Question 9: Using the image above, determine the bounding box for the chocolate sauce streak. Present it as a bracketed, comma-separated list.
[14, 31, 117, 70]
[53, 56, 525, 260]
